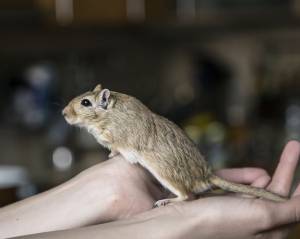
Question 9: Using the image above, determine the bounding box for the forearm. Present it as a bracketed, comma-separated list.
[0, 165, 117, 238]
[15, 209, 195, 239]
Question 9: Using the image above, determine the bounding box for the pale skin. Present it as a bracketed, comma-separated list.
[0, 141, 299, 239]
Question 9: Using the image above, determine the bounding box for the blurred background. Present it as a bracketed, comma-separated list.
[0, 0, 299, 237]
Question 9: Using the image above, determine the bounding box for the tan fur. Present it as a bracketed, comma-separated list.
[63, 84, 286, 207]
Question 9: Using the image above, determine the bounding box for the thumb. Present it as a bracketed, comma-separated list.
[270, 195, 300, 227]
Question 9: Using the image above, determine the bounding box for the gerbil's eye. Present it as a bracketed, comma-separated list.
[81, 99, 92, 107]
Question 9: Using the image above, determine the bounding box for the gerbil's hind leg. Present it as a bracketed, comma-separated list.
[141, 163, 190, 207]
[192, 180, 214, 195]
[153, 179, 190, 207]
[154, 194, 189, 207]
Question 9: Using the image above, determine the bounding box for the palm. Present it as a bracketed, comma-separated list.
[105, 157, 273, 219]
[136, 140, 300, 239]
[109, 141, 299, 239]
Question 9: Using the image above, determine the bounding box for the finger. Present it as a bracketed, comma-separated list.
[268, 140, 300, 196]
[269, 195, 300, 226]
[215, 168, 270, 185]
[251, 174, 271, 188]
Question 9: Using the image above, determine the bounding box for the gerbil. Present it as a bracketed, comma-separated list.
[62, 84, 286, 206]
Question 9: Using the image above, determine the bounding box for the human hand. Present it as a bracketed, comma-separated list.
[93, 157, 274, 221]
[0, 152, 167, 239]
[90, 140, 299, 225]
[14, 141, 299, 239]
[125, 140, 300, 239]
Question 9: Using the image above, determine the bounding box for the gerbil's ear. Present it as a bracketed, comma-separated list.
[93, 84, 102, 92]
[98, 89, 110, 109]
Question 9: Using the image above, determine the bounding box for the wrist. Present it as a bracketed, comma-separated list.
[75, 156, 151, 221]
[0, 169, 117, 238]
[128, 206, 201, 239]
[72, 164, 121, 223]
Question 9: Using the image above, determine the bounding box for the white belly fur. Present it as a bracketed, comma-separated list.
[118, 148, 140, 164]
[119, 148, 182, 196]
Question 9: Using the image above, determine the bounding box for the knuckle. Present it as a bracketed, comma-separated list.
[108, 188, 122, 206]
[108, 182, 124, 205]
[258, 169, 270, 178]
[262, 175, 271, 185]
[259, 174, 271, 186]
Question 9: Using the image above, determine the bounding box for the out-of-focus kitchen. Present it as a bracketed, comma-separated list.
[0, 0, 299, 238]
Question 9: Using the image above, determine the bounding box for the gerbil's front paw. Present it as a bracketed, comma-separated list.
[154, 199, 170, 208]
[108, 150, 119, 158]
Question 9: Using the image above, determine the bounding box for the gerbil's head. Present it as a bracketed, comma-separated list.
[62, 84, 115, 127]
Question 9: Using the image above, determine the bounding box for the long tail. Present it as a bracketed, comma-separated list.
[209, 175, 286, 202]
